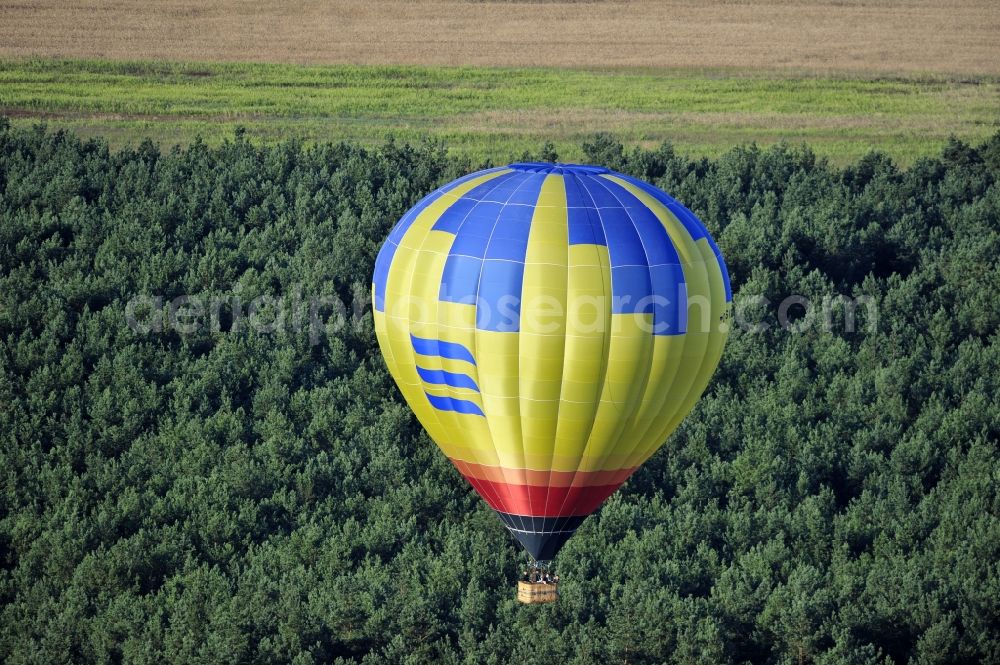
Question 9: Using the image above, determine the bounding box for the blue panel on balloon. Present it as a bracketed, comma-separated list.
[487, 205, 533, 262]
[477, 259, 524, 332]
[485, 172, 534, 203]
[619, 173, 710, 242]
[611, 265, 653, 314]
[506, 173, 547, 206]
[440, 254, 482, 303]
[609, 185, 684, 267]
[568, 206, 607, 246]
[448, 201, 504, 258]
[373, 167, 506, 312]
[598, 207, 649, 268]
[616, 174, 731, 303]
[580, 174, 624, 209]
[565, 175, 608, 246]
[463, 171, 520, 202]
[431, 197, 478, 234]
[372, 238, 397, 312]
[650, 263, 686, 335]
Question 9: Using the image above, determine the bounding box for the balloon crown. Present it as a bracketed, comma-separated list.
[507, 162, 610, 175]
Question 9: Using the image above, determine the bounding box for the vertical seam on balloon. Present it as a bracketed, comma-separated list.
[548, 175, 653, 518]
[399, 172, 512, 518]
[615, 213, 700, 466]
[470, 172, 538, 538]
[400, 196, 468, 496]
[628, 200, 716, 461]
[606, 180, 716, 468]
[440, 171, 525, 517]
[581, 175, 661, 479]
[644, 242, 727, 467]
[538, 172, 570, 532]
[547, 172, 615, 538]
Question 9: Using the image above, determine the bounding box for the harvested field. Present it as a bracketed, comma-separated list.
[0, 0, 998, 76]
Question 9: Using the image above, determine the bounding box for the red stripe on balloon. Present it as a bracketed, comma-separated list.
[459, 475, 625, 517]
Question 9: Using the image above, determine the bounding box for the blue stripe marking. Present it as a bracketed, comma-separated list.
[416, 367, 480, 391]
[410, 334, 477, 365]
[372, 167, 505, 311]
[425, 393, 485, 416]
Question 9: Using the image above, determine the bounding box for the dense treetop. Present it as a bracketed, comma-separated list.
[1, 119, 998, 663]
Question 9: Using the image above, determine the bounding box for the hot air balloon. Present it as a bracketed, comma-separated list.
[372, 162, 731, 600]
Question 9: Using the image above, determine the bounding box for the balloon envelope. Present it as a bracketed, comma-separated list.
[373, 162, 731, 561]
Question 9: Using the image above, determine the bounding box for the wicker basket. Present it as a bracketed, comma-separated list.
[517, 581, 559, 604]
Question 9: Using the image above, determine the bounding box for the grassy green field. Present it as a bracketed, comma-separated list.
[2, 58, 998, 165]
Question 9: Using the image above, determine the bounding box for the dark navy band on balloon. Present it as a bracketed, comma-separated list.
[494, 512, 587, 561]
[416, 366, 480, 392]
[410, 334, 477, 365]
[424, 393, 484, 416]
[495, 513, 587, 533]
